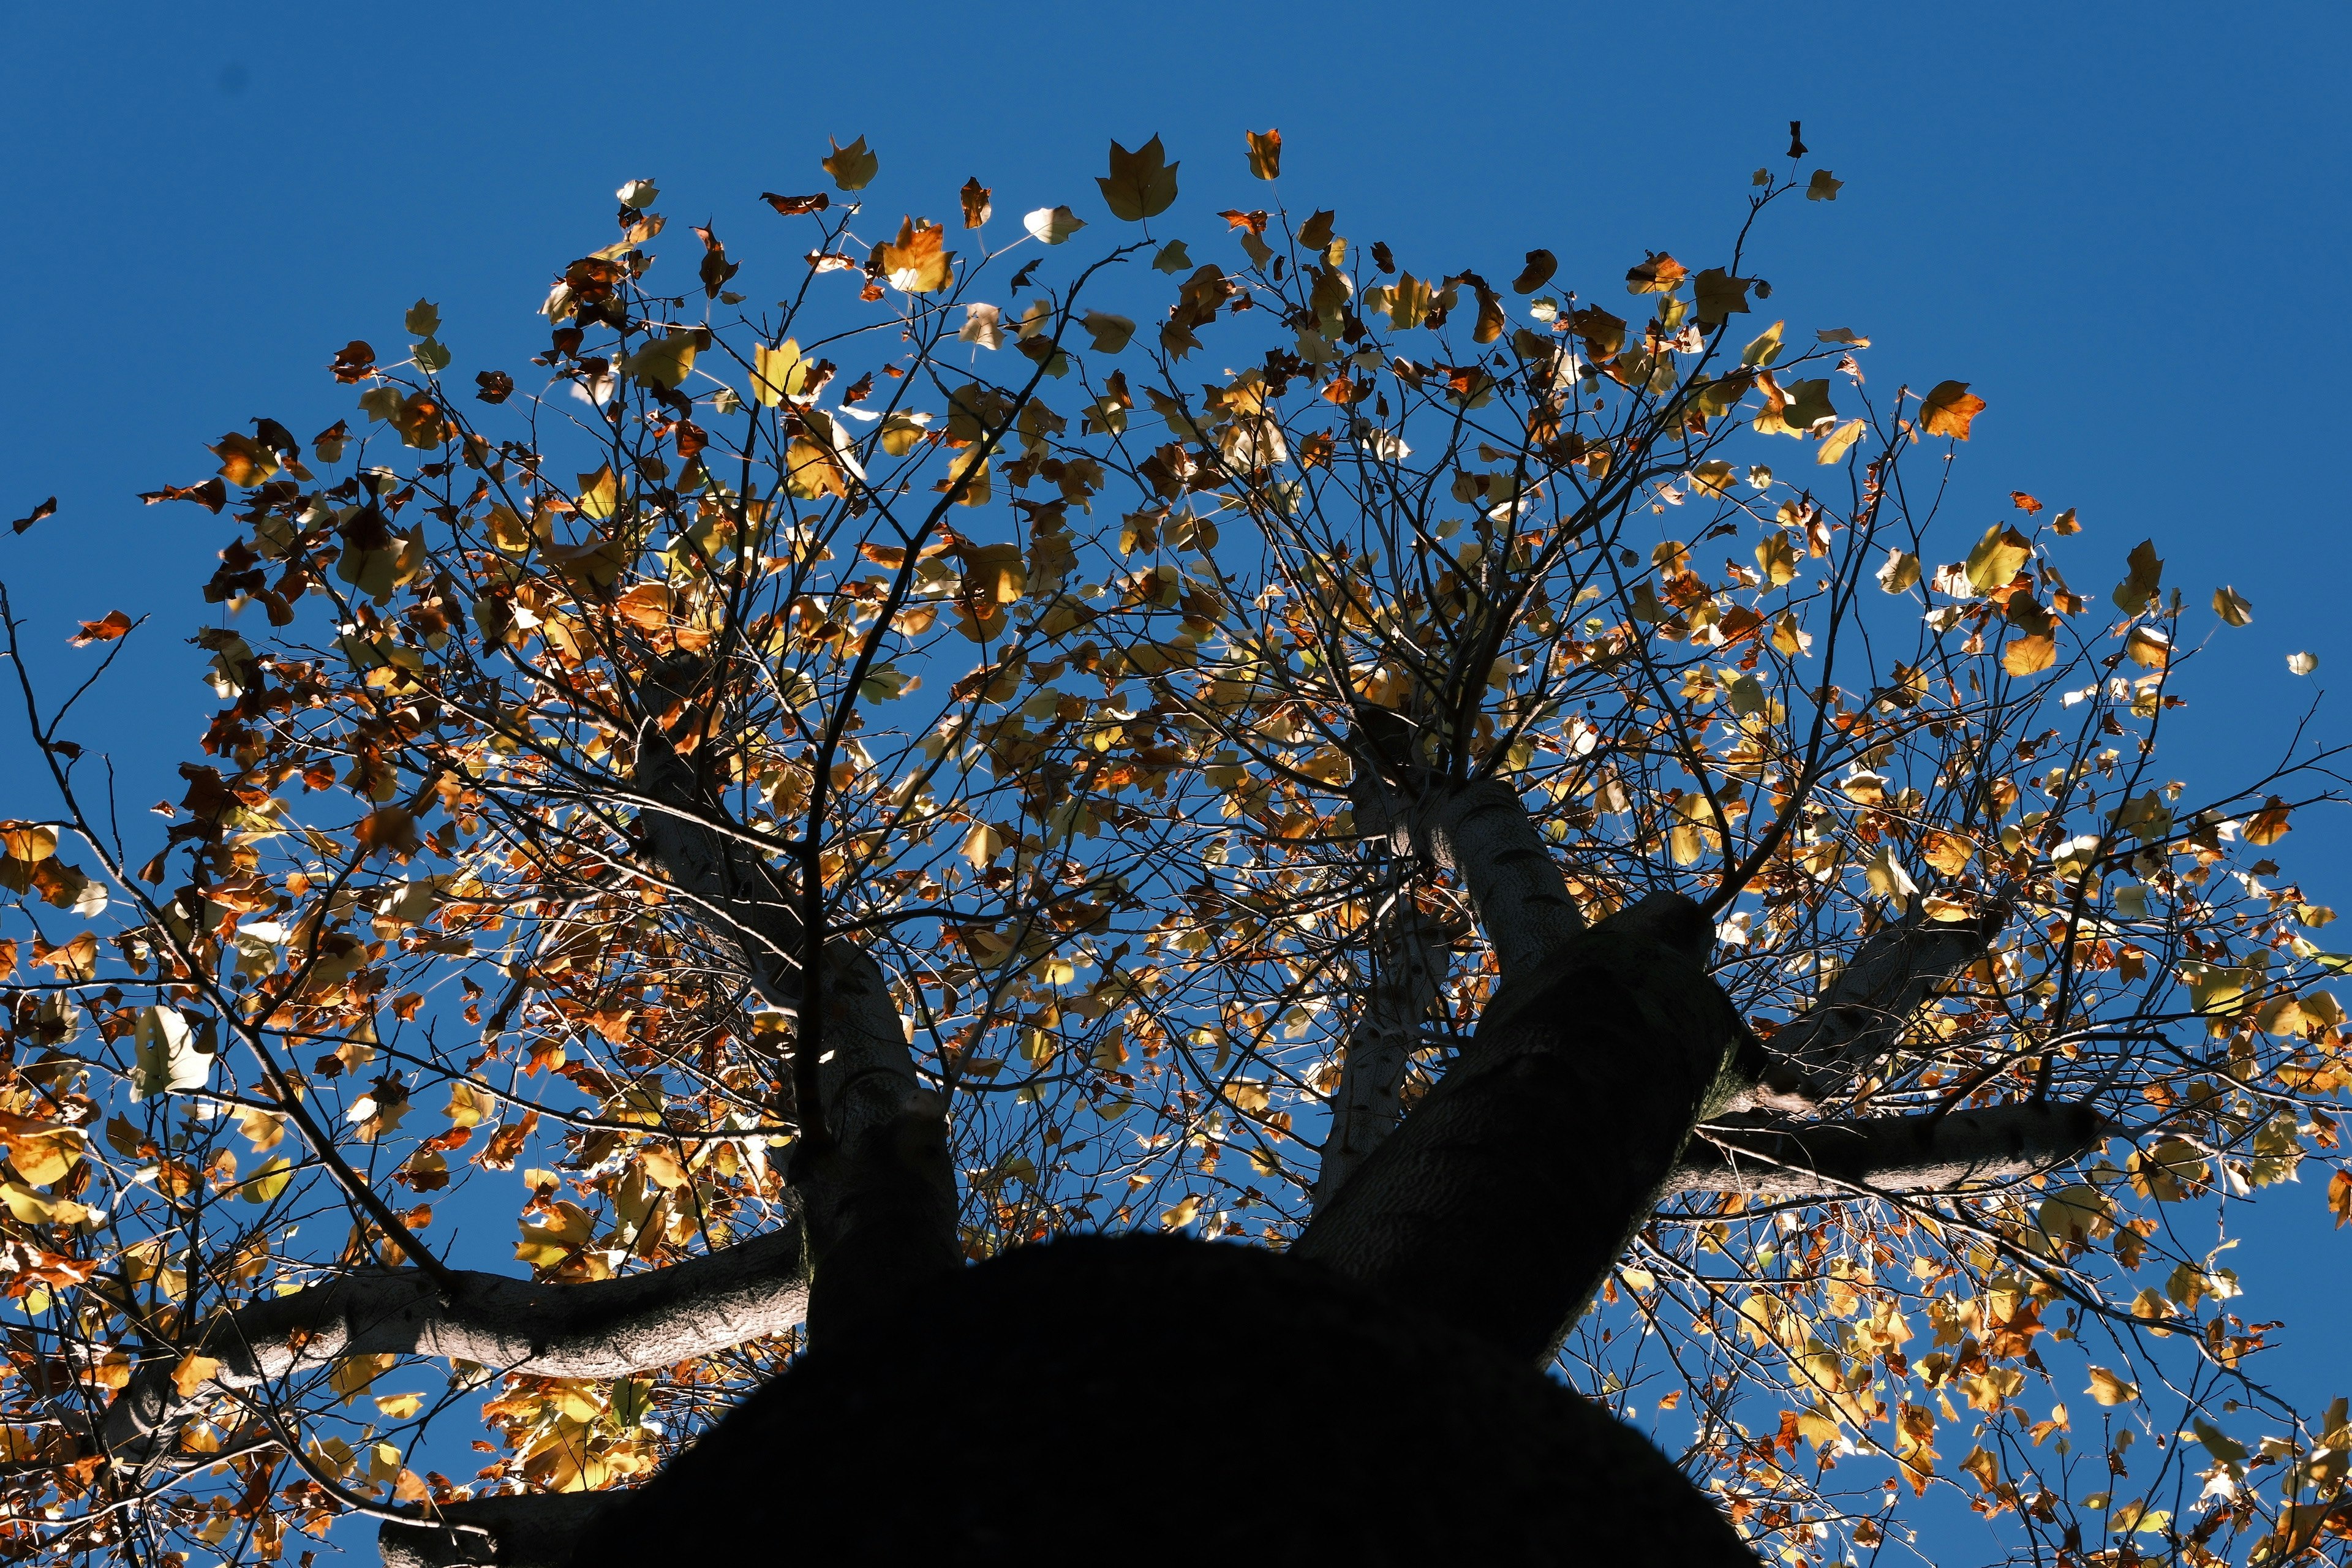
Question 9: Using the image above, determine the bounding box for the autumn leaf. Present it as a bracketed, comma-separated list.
[2111, 539, 2164, 612]
[1245, 127, 1281, 181]
[959, 177, 991, 228]
[1082, 312, 1136, 353]
[171, 1354, 224, 1400]
[2085, 1366, 2139, 1406]
[1816, 419, 1866, 466]
[356, 807, 419, 859]
[2289, 650, 2319, 676]
[1964, 525, 2032, 595]
[2214, 585, 2253, 625]
[1098, 135, 1180, 222]
[2331, 1169, 2352, 1227]
[1692, 267, 1751, 323]
[821, 135, 878, 191]
[10, 496, 55, 534]
[69, 611, 132, 647]
[1920, 381, 1986, 439]
[1024, 206, 1086, 245]
[622, 334, 698, 390]
[1625, 252, 1687, 294]
[1806, 170, 1843, 200]
[1512, 249, 1558, 295]
[760, 191, 829, 216]
[875, 217, 954, 294]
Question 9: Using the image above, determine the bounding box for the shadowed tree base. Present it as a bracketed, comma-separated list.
[568, 1233, 1754, 1566]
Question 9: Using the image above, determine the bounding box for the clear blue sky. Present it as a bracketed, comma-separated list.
[4, 1, 2349, 1558]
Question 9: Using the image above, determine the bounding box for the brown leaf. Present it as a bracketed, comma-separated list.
[1919, 380, 1986, 439]
[68, 611, 132, 647]
[356, 807, 419, 859]
[959, 177, 991, 228]
[137, 479, 226, 513]
[328, 340, 377, 383]
[1625, 251, 1687, 294]
[760, 191, 830, 216]
[475, 371, 514, 404]
[10, 497, 55, 534]
[1511, 249, 1558, 295]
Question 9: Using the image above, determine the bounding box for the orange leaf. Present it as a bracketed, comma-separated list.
[69, 611, 132, 647]
[1244, 127, 1281, 181]
[1920, 381, 1987, 439]
[356, 807, 419, 859]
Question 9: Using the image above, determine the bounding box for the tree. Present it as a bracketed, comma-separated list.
[2, 128, 2348, 1567]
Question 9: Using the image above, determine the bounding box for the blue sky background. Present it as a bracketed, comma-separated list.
[4, 2, 2350, 1560]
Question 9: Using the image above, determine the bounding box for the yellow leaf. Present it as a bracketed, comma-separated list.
[1816, 418, 1866, 465]
[960, 821, 1006, 870]
[238, 1155, 293, 1205]
[2086, 1366, 2139, 1406]
[0, 822, 57, 862]
[2003, 633, 2057, 676]
[374, 1392, 424, 1419]
[2111, 539, 2164, 612]
[1964, 524, 2031, 595]
[622, 334, 696, 390]
[2213, 585, 2253, 626]
[1082, 312, 1136, 353]
[752, 339, 807, 406]
[1741, 320, 1784, 366]
[576, 466, 619, 520]
[1245, 127, 1281, 180]
[1920, 380, 1986, 439]
[1806, 170, 1844, 200]
[1023, 205, 1086, 245]
[172, 1354, 224, 1400]
[2124, 625, 2169, 669]
[1098, 135, 1180, 221]
[1876, 548, 1921, 594]
[874, 216, 953, 295]
[821, 135, 878, 192]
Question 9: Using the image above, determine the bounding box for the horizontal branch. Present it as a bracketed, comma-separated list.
[105, 1220, 808, 1459]
[1667, 1101, 2111, 1200]
[379, 1493, 614, 1568]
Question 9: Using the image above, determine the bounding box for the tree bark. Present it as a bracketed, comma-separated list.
[1295, 893, 1755, 1365]
[1732, 903, 2005, 1112]
[1355, 774, 1584, 986]
[104, 1222, 809, 1461]
[1667, 1100, 2111, 1200]
[1311, 902, 1446, 1212]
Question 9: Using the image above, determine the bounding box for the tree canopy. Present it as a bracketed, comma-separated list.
[3, 126, 2351, 1567]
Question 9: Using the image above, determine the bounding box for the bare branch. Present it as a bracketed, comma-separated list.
[106, 1222, 809, 1460]
[1668, 1101, 2111, 1200]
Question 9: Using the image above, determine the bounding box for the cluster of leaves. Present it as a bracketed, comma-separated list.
[1, 128, 2350, 1568]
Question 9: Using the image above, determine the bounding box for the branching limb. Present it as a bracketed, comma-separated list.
[1351, 768, 1583, 987]
[1311, 902, 1447, 1213]
[1728, 902, 2007, 1113]
[1667, 1101, 2111, 1200]
[104, 1222, 810, 1461]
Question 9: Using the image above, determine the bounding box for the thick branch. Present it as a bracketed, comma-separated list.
[1311, 906, 1447, 1212]
[1296, 894, 1751, 1365]
[1736, 903, 2005, 1111]
[1355, 775, 1582, 986]
[379, 1494, 614, 1568]
[631, 685, 956, 1342]
[105, 1223, 809, 1460]
[1667, 1101, 2111, 1200]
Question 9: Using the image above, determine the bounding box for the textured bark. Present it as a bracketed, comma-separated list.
[630, 721, 957, 1335]
[1732, 905, 2005, 1112]
[379, 1494, 612, 1568]
[1311, 905, 1446, 1212]
[1356, 775, 1583, 985]
[1668, 1101, 2111, 1200]
[1295, 894, 1755, 1365]
[104, 1221, 809, 1460]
